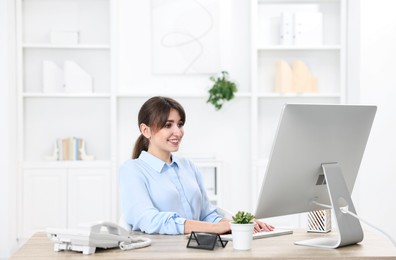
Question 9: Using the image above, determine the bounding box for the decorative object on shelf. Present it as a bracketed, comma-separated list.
[41, 60, 93, 93]
[292, 60, 318, 93]
[279, 9, 323, 46]
[230, 211, 255, 250]
[45, 137, 94, 161]
[307, 209, 331, 233]
[64, 61, 93, 93]
[79, 140, 95, 161]
[44, 142, 59, 161]
[43, 61, 64, 93]
[207, 71, 238, 110]
[275, 60, 293, 93]
[293, 11, 323, 46]
[274, 60, 317, 94]
[280, 12, 293, 45]
[50, 30, 80, 45]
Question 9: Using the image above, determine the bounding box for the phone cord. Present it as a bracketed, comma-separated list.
[119, 236, 152, 250]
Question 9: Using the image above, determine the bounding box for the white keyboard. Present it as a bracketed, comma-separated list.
[220, 229, 293, 241]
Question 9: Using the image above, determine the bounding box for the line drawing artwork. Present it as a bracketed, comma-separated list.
[151, 0, 220, 74]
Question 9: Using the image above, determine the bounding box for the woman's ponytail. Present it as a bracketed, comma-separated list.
[132, 134, 149, 159]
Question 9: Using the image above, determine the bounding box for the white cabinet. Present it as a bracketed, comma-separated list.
[21, 168, 67, 239]
[21, 164, 111, 239]
[16, 0, 116, 240]
[67, 167, 112, 228]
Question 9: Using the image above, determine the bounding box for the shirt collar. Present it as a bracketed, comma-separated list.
[139, 151, 179, 173]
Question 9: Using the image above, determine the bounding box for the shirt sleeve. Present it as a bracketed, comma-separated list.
[189, 160, 223, 223]
[119, 161, 186, 234]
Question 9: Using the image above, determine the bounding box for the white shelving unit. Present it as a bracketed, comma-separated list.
[250, 0, 347, 227]
[16, 0, 116, 241]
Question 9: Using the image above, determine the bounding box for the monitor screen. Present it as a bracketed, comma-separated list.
[254, 104, 377, 248]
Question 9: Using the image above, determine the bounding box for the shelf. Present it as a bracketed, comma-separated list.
[258, 0, 339, 3]
[22, 93, 111, 98]
[22, 44, 111, 50]
[22, 160, 112, 169]
[115, 92, 338, 99]
[257, 45, 341, 51]
[117, 93, 208, 98]
[116, 92, 252, 99]
[257, 93, 341, 98]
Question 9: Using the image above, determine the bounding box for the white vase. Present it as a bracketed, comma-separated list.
[230, 222, 254, 250]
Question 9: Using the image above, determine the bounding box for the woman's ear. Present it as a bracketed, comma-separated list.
[139, 123, 151, 139]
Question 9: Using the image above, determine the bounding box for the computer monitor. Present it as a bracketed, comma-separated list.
[254, 104, 377, 248]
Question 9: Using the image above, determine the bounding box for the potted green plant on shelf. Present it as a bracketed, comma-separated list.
[230, 211, 255, 250]
[207, 71, 238, 110]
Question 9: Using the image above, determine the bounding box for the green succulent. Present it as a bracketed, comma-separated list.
[232, 211, 255, 224]
[207, 71, 238, 110]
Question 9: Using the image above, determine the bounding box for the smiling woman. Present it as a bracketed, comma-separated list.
[119, 96, 272, 235]
[119, 96, 226, 234]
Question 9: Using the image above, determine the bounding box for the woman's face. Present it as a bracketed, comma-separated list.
[148, 108, 184, 161]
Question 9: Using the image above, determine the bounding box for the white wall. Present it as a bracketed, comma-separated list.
[0, 1, 9, 256]
[358, 0, 396, 243]
[0, 0, 18, 258]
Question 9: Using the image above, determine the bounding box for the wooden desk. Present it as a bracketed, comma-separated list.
[11, 229, 396, 260]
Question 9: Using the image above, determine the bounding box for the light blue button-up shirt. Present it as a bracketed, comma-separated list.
[119, 151, 222, 234]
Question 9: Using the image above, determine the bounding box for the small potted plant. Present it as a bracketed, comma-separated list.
[231, 211, 255, 250]
[207, 71, 238, 110]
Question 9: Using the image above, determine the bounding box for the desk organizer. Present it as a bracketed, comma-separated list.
[307, 209, 331, 233]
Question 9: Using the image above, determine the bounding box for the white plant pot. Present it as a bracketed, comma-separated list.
[230, 222, 254, 250]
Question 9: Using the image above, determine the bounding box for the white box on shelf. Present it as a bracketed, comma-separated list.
[280, 12, 294, 45]
[50, 31, 80, 45]
[64, 61, 93, 93]
[293, 12, 323, 46]
[42, 60, 65, 93]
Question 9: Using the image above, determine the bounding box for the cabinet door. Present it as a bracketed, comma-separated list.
[68, 168, 111, 227]
[21, 169, 67, 238]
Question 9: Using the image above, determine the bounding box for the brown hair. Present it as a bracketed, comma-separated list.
[132, 96, 186, 159]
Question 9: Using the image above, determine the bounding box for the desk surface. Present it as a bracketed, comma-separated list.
[11, 229, 396, 260]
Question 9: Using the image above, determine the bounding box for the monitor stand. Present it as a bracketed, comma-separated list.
[295, 162, 364, 248]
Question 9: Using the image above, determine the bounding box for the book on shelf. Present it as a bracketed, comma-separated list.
[45, 136, 94, 161]
[54, 137, 88, 161]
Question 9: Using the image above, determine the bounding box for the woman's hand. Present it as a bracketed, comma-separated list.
[253, 219, 274, 233]
[215, 219, 232, 234]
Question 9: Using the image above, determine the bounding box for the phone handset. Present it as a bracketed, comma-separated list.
[90, 221, 129, 237]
